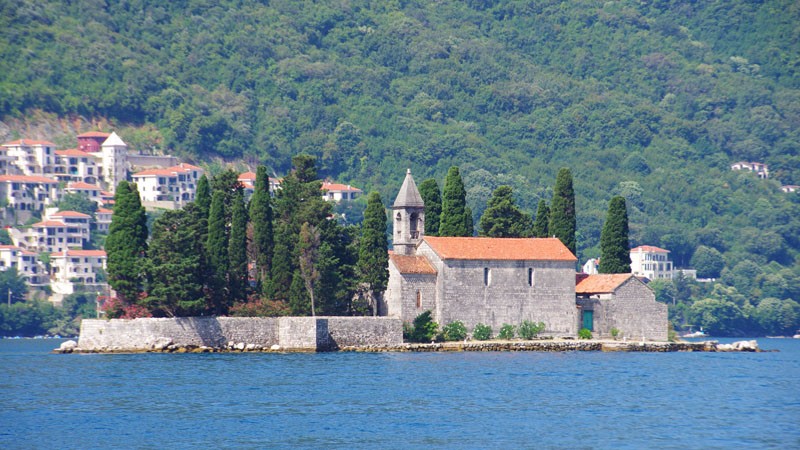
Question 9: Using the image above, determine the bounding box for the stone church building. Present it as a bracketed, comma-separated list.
[380, 169, 667, 341]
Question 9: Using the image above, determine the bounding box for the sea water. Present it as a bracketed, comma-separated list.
[1, 338, 799, 449]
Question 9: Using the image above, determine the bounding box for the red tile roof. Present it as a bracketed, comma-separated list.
[423, 237, 577, 261]
[77, 131, 110, 138]
[67, 182, 101, 190]
[2, 139, 56, 147]
[0, 175, 58, 184]
[133, 163, 202, 177]
[238, 172, 257, 181]
[97, 208, 113, 214]
[50, 211, 91, 218]
[56, 149, 94, 157]
[52, 250, 107, 257]
[390, 254, 437, 274]
[576, 274, 637, 294]
[630, 245, 670, 253]
[322, 181, 362, 192]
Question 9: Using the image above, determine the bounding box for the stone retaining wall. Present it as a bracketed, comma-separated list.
[77, 316, 403, 352]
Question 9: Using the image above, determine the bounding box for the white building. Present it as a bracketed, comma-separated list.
[582, 258, 599, 274]
[731, 161, 769, 179]
[630, 245, 674, 280]
[64, 181, 103, 206]
[1, 139, 57, 176]
[0, 245, 47, 288]
[132, 163, 204, 210]
[50, 249, 108, 305]
[0, 175, 60, 213]
[321, 181, 362, 202]
[101, 132, 128, 192]
[53, 149, 101, 185]
[95, 208, 112, 233]
[47, 211, 92, 249]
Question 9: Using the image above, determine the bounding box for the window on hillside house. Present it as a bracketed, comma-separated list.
[484, 268, 491, 286]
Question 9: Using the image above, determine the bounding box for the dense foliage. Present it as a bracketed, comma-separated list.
[549, 168, 577, 255]
[2, 1, 799, 334]
[440, 166, 471, 237]
[418, 179, 442, 237]
[599, 196, 631, 274]
[478, 185, 531, 238]
[105, 181, 148, 309]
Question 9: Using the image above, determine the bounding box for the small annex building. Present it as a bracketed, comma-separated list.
[380, 169, 579, 337]
[575, 273, 668, 341]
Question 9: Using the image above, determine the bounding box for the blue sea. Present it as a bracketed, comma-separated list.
[1, 338, 799, 449]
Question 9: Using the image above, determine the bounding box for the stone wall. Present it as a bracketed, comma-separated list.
[577, 278, 668, 341]
[77, 316, 403, 352]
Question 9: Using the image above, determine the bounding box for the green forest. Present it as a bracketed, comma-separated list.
[1, 0, 799, 336]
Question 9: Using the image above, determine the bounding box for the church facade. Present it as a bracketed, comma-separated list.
[380, 169, 579, 336]
[380, 169, 669, 341]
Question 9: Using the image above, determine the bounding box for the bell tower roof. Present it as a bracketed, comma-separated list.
[393, 169, 424, 208]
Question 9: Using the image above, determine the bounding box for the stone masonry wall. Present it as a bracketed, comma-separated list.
[78, 316, 403, 352]
[577, 278, 668, 341]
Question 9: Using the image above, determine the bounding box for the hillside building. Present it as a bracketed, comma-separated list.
[132, 163, 203, 210]
[321, 181, 362, 202]
[630, 245, 673, 280]
[731, 161, 769, 179]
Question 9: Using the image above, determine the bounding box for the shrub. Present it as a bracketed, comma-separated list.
[442, 321, 467, 341]
[519, 320, 546, 340]
[498, 323, 516, 340]
[408, 310, 439, 343]
[578, 328, 593, 339]
[472, 323, 492, 341]
[610, 327, 620, 339]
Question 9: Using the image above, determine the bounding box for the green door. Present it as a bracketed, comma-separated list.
[582, 310, 594, 331]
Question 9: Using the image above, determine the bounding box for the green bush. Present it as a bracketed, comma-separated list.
[408, 310, 439, 343]
[498, 323, 516, 340]
[441, 321, 467, 341]
[578, 328, 593, 339]
[610, 327, 620, 339]
[472, 323, 492, 341]
[519, 320, 546, 340]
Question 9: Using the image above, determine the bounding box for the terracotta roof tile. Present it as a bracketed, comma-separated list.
[53, 250, 107, 257]
[77, 131, 111, 138]
[0, 175, 58, 184]
[423, 236, 577, 261]
[50, 210, 91, 218]
[576, 274, 636, 294]
[322, 181, 362, 192]
[67, 182, 101, 190]
[631, 245, 670, 253]
[55, 149, 94, 157]
[2, 139, 56, 147]
[32, 220, 66, 227]
[390, 254, 437, 274]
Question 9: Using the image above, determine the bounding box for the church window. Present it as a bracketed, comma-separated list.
[484, 268, 491, 286]
[416, 291, 421, 308]
[528, 268, 534, 287]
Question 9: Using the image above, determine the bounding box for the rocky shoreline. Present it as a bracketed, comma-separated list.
[54, 338, 763, 354]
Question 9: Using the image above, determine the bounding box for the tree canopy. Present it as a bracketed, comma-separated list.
[599, 196, 631, 274]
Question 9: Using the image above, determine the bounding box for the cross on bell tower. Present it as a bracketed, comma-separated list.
[392, 169, 425, 255]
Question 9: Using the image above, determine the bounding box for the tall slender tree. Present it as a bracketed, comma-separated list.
[206, 190, 228, 314]
[195, 174, 211, 218]
[418, 178, 442, 236]
[440, 166, 471, 237]
[478, 185, 532, 237]
[249, 165, 274, 294]
[549, 168, 576, 255]
[298, 222, 321, 316]
[228, 189, 248, 304]
[106, 181, 148, 310]
[533, 199, 550, 238]
[599, 195, 631, 274]
[358, 191, 389, 316]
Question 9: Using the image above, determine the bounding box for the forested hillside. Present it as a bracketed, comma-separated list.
[2, 1, 800, 330]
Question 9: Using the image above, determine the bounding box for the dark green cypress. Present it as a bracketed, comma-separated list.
[106, 181, 148, 310]
[206, 190, 228, 314]
[533, 199, 550, 238]
[549, 168, 577, 255]
[358, 192, 389, 316]
[418, 178, 442, 236]
[228, 189, 248, 304]
[440, 166, 471, 237]
[478, 185, 532, 238]
[599, 196, 632, 274]
[250, 166, 274, 295]
[195, 174, 211, 218]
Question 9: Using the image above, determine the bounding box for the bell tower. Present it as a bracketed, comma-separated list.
[392, 169, 425, 255]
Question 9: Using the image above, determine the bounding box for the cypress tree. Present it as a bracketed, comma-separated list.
[106, 181, 148, 309]
[533, 199, 550, 238]
[249, 165, 274, 294]
[478, 186, 532, 238]
[206, 190, 228, 314]
[418, 178, 442, 236]
[144, 204, 207, 317]
[228, 189, 248, 304]
[465, 206, 474, 236]
[599, 196, 632, 274]
[358, 191, 389, 316]
[549, 168, 576, 255]
[195, 174, 211, 218]
[297, 222, 321, 316]
[440, 166, 471, 237]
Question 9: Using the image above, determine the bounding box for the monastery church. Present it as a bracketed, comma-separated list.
[380, 169, 668, 341]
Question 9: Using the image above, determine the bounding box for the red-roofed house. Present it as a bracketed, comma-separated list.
[96, 208, 112, 232]
[576, 274, 668, 341]
[53, 149, 101, 184]
[630, 245, 673, 280]
[50, 249, 108, 305]
[1, 139, 57, 176]
[65, 181, 103, 205]
[77, 131, 110, 153]
[0, 245, 47, 288]
[0, 174, 60, 214]
[132, 163, 204, 209]
[381, 170, 580, 336]
[48, 211, 91, 248]
[321, 181, 362, 202]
